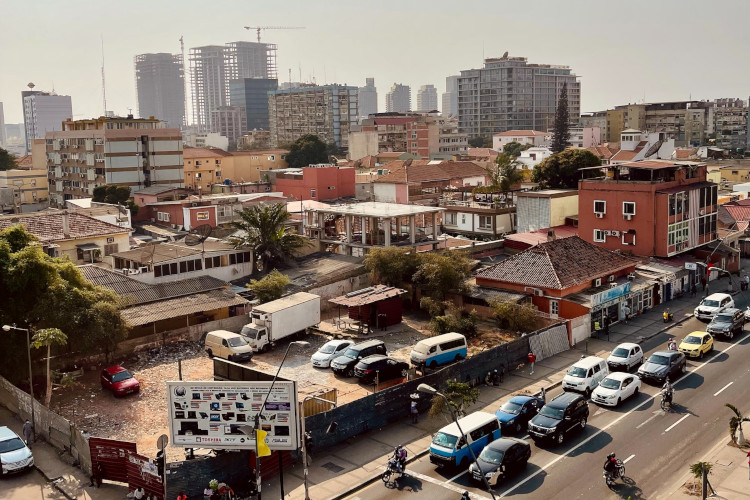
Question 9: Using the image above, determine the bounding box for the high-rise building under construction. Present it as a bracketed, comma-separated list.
[134, 53, 185, 129]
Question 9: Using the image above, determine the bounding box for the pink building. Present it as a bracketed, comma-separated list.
[273, 166, 355, 201]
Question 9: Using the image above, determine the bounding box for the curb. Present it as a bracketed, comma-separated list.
[636, 314, 693, 344]
[34, 465, 76, 500]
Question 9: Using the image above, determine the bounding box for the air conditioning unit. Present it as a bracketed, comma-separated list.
[609, 283, 618, 289]
[624, 214, 633, 220]
[138, 266, 148, 273]
[608, 275, 615, 282]
[533, 289, 544, 296]
[594, 278, 602, 287]
[129, 268, 141, 275]
[628, 272, 636, 280]
[611, 230, 620, 237]
[596, 213, 604, 218]
[604, 230, 612, 236]
[107, 237, 114, 243]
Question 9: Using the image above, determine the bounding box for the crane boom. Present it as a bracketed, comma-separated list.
[243, 26, 305, 43]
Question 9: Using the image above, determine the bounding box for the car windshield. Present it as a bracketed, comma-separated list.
[702, 300, 719, 307]
[499, 401, 523, 415]
[0, 437, 25, 453]
[648, 354, 669, 365]
[479, 447, 504, 465]
[612, 348, 629, 358]
[343, 348, 360, 359]
[683, 336, 702, 345]
[227, 336, 248, 347]
[713, 315, 732, 324]
[240, 326, 261, 338]
[539, 406, 564, 420]
[567, 366, 587, 378]
[600, 378, 621, 390]
[318, 343, 337, 354]
[432, 432, 458, 449]
[111, 371, 132, 383]
[412, 343, 429, 354]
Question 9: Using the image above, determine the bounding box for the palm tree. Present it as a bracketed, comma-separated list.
[229, 203, 308, 269]
[486, 153, 525, 192]
[725, 403, 750, 445]
[31, 328, 67, 406]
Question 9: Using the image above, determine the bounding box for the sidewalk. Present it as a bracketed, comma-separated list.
[261, 288, 710, 500]
[0, 405, 128, 500]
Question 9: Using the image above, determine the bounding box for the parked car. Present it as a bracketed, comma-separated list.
[591, 372, 642, 407]
[311, 340, 354, 368]
[694, 293, 734, 321]
[0, 426, 34, 475]
[410, 332, 467, 368]
[100, 365, 140, 397]
[204, 330, 253, 362]
[494, 395, 544, 434]
[562, 356, 608, 397]
[469, 437, 531, 486]
[330, 340, 387, 377]
[706, 308, 744, 339]
[353, 355, 409, 383]
[606, 343, 643, 371]
[527, 392, 589, 446]
[637, 351, 686, 384]
[679, 331, 714, 359]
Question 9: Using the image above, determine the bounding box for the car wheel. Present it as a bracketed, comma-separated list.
[709, 343, 714, 353]
[681, 363, 687, 374]
[584, 388, 592, 398]
[429, 361, 437, 369]
[579, 417, 587, 429]
[699, 350, 704, 360]
[555, 432, 565, 445]
[454, 354, 462, 362]
[207, 349, 213, 358]
[633, 386, 639, 396]
[346, 368, 354, 378]
[616, 398, 621, 406]
[728, 330, 734, 340]
[400, 369, 408, 378]
[459, 457, 469, 469]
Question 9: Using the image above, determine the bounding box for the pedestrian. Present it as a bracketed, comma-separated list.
[204, 486, 213, 500]
[701, 276, 707, 291]
[622, 304, 631, 324]
[133, 486, 146, 500]
[691, 282, 697, 297]
[540, 386, 546, 403]
[527, 352, 536, 375]
[603, 315, 610, 340]
[89, 461, 103, 488]
[410, 400, 419, 424]
[22, 419, 32, 447]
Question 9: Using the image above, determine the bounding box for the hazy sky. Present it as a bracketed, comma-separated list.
[2, 0, 750, 124]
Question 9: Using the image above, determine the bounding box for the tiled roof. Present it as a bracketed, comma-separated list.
[230, 149, 289, 156]
[586, 145, 619, 160]
[610, 149, 641, 162]
[493, 130, 549, 137]
[375, 161, 487, 184]
[0, 212, 129, 243]
[476, 236, 637, 290]
[674, 149, 698, 160]
[504, 225, 578, 247]
[719, 204, 750, 224]
[466, 148, 499, 158]
[121, 288, 248, 326]
[377, 151, 409, 158]
[183, 147, 232, 159]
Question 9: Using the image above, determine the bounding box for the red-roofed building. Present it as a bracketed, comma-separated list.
[373, 161, 488, 204]
[504, 225, 578, 251]
[492, 130, 551, 150]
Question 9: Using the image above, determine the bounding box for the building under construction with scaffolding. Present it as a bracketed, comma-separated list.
[190, 41, 277, 133]
[134, 52, 185, 129]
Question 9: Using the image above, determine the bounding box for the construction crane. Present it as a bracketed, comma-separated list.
[243, 26, 305, 43]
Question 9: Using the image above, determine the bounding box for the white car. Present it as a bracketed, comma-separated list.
[606, 343, 643, 371]
[591, 372, 641, 407]
[694, 293, 734, 321]
[0, 426, 34, 475]
[311, 340, 354, 368]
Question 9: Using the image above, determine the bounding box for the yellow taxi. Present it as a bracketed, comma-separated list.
[679, 331, 714, 359]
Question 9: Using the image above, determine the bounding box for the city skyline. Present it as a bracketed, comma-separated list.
[2, 0, 750, 125]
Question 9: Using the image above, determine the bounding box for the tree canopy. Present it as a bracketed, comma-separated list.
[92, 184, 139, 216]
[229, 203, 308, 269]
[503, 142, 532, 158]
[0, 147, 18, 171]
[468, 136, 492, 148]
[550, 82, 571, 154]
[486, 153, 525, 192]
[285, 134, 329, 168]
[246, 269, 291, 304]
[363, 247, 420, 287]
[531, 149, 601, 189]
[413, 251, 472, 300]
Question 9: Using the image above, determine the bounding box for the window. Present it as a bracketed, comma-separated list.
[623, 202, 636, 215]
[622, 231, 636, 246]
[216, 171, 222, 177]
[444, 213, 457, 225]
[104, 243, 118, 256]
[229, 252, 251, 265]
[550, 300, 559, 316]
[179, 259, 201, 273]
[157, 211, 170, 222]
[196, 211, 210, 220]
[594, 200, 606, 214]
[310, 189, 316, 198]
[204, 256, 221, 269]
[268, 155, 275, 161]
[478, 215, 492, 229]
[594, 229, 606, 242]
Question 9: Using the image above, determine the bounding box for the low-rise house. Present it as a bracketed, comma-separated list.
[271, 165, 355, 201]
[492, 130, 550, 151]
[516, 189, 578, 233]
[373, 161, 488, 204]
[0, 168, 49, 213]
[440, 188, 516, 239]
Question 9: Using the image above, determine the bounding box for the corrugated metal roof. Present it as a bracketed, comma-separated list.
[121, 288, 248, 326]
[329, 284, 406, 306]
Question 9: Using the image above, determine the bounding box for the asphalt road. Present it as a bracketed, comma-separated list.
[344, 303, 750, 500]
[2, 468, 65, 500]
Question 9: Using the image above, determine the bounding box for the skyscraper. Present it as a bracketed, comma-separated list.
[416, 85, 438, 112]
[135, 53, 186, 129]
[442, 75, 459, 117]
[229, 78, 278, 131]
[457, 54, 580, 138]
[386, 83, 411, 113]
[358, 78, 377, 119]
[22, 90, 73, 153]
[0, 102, 6, 147]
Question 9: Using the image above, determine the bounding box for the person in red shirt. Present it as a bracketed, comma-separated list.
[527, 352, 536, 375]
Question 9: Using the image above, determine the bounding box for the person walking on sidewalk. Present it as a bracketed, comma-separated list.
[622, 304, 631, 324]
[22, 419, 32, 447]
[691, 282, 697, 297]
[527, 352, 536, 375]
[701, 276, 707, 291]
[89, 461, 103, 488]
[410, 400, 419, 424]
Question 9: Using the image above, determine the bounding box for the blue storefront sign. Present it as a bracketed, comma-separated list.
[591, 282, 631, 307]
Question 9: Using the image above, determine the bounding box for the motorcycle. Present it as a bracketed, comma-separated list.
[660, 390, 673, 411]
[381, 456, 404, 484]
[663, 311, 674, 323]
[484, 369, 503, 386]
[603, 459, 625, 487]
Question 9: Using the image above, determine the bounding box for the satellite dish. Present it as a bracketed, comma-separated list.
[184, 224, 213, 246]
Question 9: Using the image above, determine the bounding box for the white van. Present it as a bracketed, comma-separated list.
[410, 332, 468, 368]
[204, 330, 254, 362]
[562, 356, 608, 397]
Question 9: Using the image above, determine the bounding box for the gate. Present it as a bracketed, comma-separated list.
[127, 452, 164, 499]
[528, 323, 570, 361]
[89, 437, 163, 499]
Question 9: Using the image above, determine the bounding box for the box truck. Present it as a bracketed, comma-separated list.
[240, 292, 321, 352]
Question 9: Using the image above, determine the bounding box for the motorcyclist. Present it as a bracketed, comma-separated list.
[394, 445, 407, 473]
[460, 492, 470, 500]
[667, 338, 677, 351]
[662, 378, 674, 404]
[603, 452, 618, 480]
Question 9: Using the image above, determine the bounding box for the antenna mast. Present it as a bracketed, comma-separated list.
[101, 36, 107, 116]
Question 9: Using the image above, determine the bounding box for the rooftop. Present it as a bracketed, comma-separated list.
[0, 212, 129, 243]
[133, 186, 189, 196]
[375, 160, 487, 184]
[329, 284, 407, 307]
[313, 201, 444, 218]
[121, 288, 248, 326]
[111, 240, 235, 264]
[504, 225, 578, 247]
[493, 130, 549, 137]
[183, 147, 233, 159]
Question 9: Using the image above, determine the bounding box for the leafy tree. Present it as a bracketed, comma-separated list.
[488, 299, 537, 332]
[428, 380, 480, 419]
[725, 403, 750, 445]
[0, 147, 18, 171]
[229, 203, 308, 269]
[429, 306, 479, 338]
[550, 82, 570, 154]
[486, 154, 525, 192]
[246, 269, 291, 303]
[363, 247, 419, 287]
[92, 184, 139, 216]
[531, 149, 601, 189]
[413, 251, 472, 300]
[689, 461, 713, 479]
[31, 328, 67, 406]
[285, 134, 328, 168]
[468, 136, 492, 148]
[503, 142, 532, 158]
[326, 142, 345, 159]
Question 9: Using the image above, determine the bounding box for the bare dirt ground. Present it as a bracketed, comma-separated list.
[49, 312, 517, 461]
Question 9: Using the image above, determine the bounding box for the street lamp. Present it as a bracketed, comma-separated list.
[300, 394, 337, 500]
[417, 383, 497, 499]
[254, 340, 309, 500]
[3, 324, 35, 442]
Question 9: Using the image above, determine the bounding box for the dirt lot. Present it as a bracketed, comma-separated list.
[49, 312, 517, 461]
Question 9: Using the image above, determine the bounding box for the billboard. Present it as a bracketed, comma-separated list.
[166, 381, 298, 451]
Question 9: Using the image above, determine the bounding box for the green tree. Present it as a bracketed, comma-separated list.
[550, 82, 570, 154]
[246, 269, 291, 304]
[285, 134, 328, 168]
[689, 461, 713, 479]
[468, 136, 492, 148]
[429, 306, 479, 338]
[326, 141, 345, 159]
[363, 247, 420, 287]
[428, 380, 480, 419]
[413, 251, 472, 300]
[30, 328, 67, 406]
[92, 184, 139, 216]
[486, 154, 525, 191]
[725, 403, 750, 445]
[0, 147, 18, 171]
[503, 142, 532, 158]
[531, 149, 601, 189]
[229, 203, 308, 269]
[488, 299, 537, 332]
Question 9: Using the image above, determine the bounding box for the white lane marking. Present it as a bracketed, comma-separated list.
[497, 340, 740, 498]
[664, 414, 690, 433]
[713, 381, 733, 397]
[444, 470, 467, 485]
[635, 411, 660, 429]
[623, 454, 635, 464]
[409, 471, 492, 499]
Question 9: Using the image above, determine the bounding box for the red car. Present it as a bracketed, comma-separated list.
[100, 365, 140, 397]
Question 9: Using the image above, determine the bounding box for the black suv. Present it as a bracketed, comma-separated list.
[637, 351, 686, 384]
[330, 340, 387, 377]
[527, 392, 589, 446]
[353, 355, 409, 383]
[706, 308, 744, 339]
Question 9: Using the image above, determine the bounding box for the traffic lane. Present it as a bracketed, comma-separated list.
[2, 468, 64, 500]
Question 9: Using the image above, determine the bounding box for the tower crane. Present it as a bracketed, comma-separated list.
[243, 26, 305, 43]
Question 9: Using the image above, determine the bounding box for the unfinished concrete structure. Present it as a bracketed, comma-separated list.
[134, 53, 186, 129]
